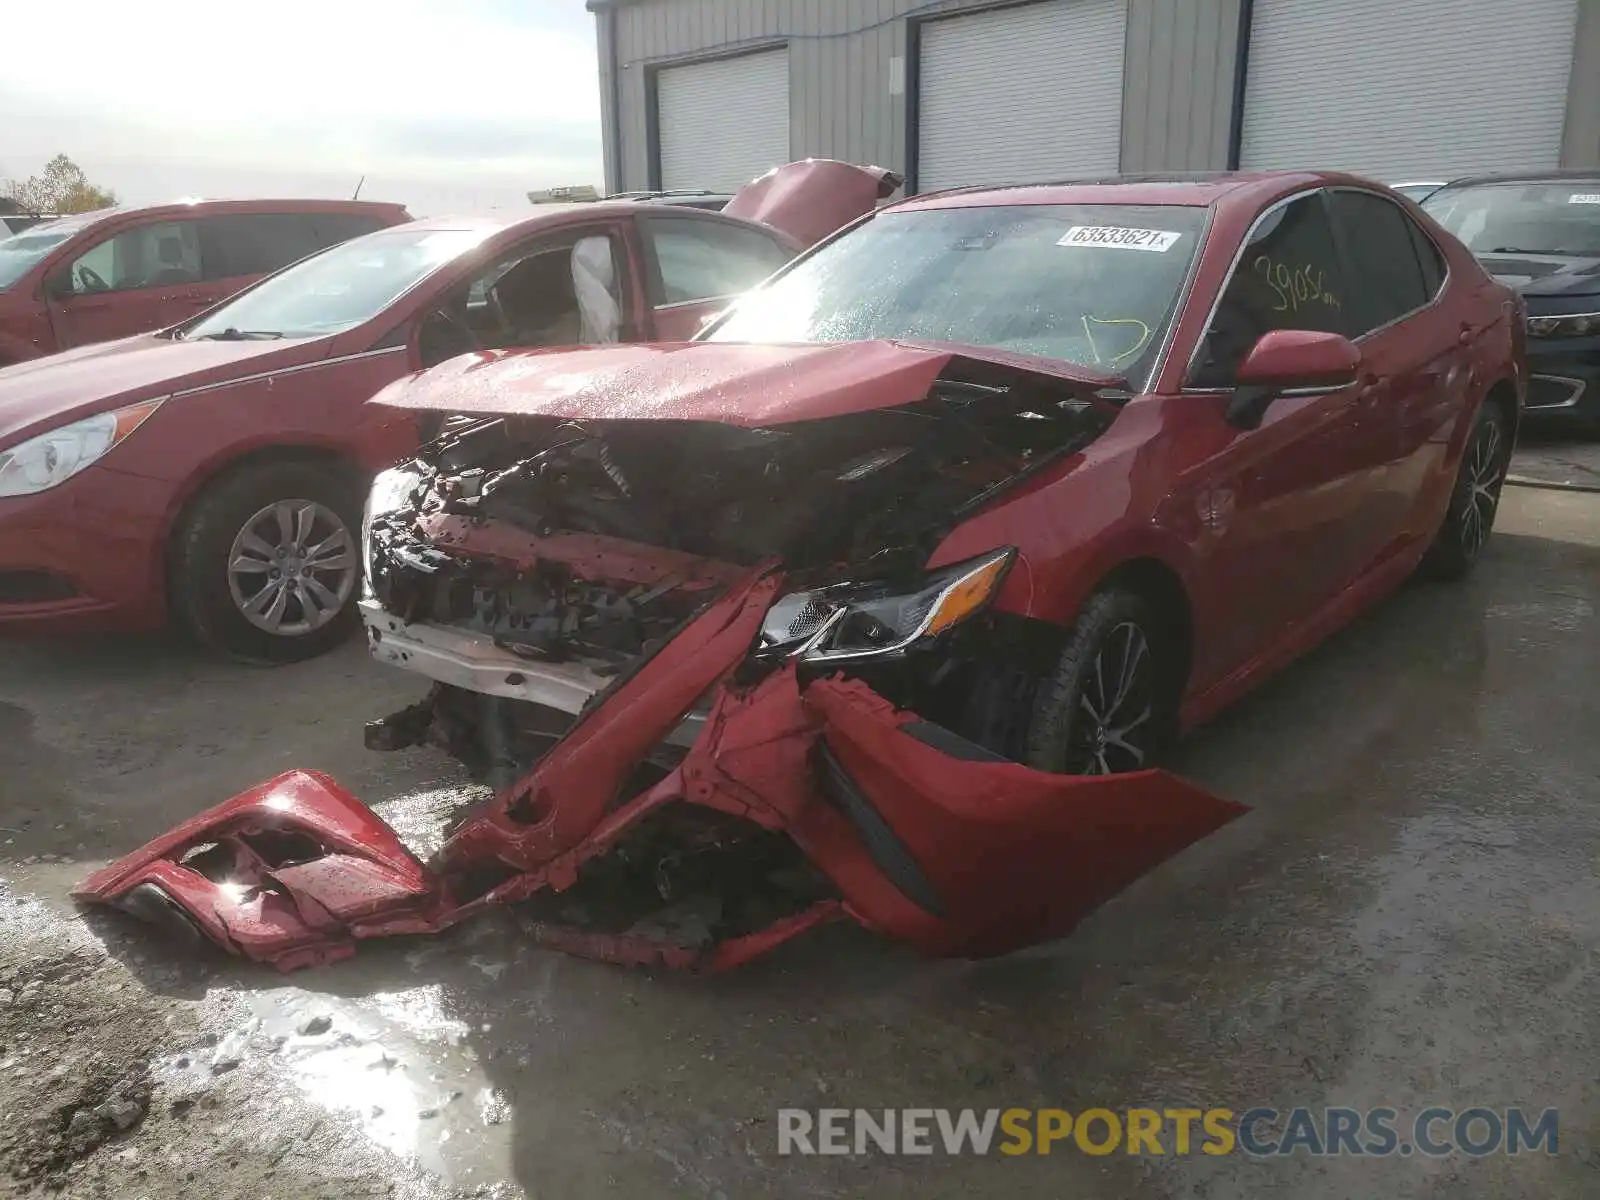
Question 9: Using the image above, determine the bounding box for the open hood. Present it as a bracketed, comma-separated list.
[723, 159, 903, 248]
[368, 339, 1123, 428]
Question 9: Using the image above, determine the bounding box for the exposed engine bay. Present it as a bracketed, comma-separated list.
[363, 369, 1118, 774]
[77, 350, 1247, 976]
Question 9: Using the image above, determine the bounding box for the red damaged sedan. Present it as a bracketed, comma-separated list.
[0, 161, 896, 660]
[80, 172, 1525, 972]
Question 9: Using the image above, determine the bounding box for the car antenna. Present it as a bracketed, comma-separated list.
[352, 175, 365, 200]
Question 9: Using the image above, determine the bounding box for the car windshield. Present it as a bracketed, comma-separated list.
[1423, 181, 1600, 257]
[0, 229, 73, 290]
[182, 226, 495, 341]
[704, 203, 1208, 385]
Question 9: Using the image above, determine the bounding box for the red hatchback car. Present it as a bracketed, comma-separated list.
[0, 199, 411, 364]
[0, 161, 900, 662]
[80, 171, 1526, 975]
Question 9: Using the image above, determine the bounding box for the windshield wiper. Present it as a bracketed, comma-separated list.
[192, 327, 284, 341]
[1487, 247, 1539, 255]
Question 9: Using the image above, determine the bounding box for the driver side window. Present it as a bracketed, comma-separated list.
[1189, 193, 1349, 388]
[419, 229, 627, 369]
[66, 220, 202, 295]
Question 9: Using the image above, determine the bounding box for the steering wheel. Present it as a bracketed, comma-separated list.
[75, 265, 110, 294]
[485, 283, 511, 338]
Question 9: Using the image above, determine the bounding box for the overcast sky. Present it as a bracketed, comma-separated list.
[0, 0, 603, 216]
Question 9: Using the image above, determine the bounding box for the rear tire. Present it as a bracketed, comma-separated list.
[171, 460, 364, 664]
[1024, 588, 1179, 775]
[1418, 402, 1510, 582]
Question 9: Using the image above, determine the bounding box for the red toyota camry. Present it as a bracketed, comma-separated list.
[0, 161, 898, 661]
[81, 171, 1526, 973]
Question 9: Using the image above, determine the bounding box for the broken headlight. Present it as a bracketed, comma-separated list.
[361, 465, 422, 598]
[761, 547, 1015, 663]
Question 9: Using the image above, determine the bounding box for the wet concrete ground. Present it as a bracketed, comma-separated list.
[2, 484, 1599, 1197]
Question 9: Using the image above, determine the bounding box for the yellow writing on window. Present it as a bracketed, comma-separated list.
[1253, 255, 1342, 315]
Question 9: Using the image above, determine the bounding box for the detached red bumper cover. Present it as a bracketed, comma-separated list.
[75, 570, 1246, 972]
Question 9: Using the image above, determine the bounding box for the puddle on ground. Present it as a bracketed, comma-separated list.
[151, 979, 518, 1188]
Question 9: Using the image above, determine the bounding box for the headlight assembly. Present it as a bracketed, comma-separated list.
[0, 399, 164, 498]
[761, 547, 1015, 663]
[1527, 311, 1600, 339]
[361, 465, 422, 599]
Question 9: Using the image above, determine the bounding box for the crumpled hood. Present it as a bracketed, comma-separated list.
[368, 340, 1120, 428]
[1479, 252, 1600, 298]
[0, 333, 316, 448]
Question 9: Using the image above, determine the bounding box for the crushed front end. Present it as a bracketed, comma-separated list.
[78, 353, 1247, 971]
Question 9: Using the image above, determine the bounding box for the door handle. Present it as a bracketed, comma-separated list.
[1458, 323, 1474, 346]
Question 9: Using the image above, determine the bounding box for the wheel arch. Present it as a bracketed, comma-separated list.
[1484, 377, 1520, 444]
[1091, 555, 1196, 705]
[160, 442, 369, 617]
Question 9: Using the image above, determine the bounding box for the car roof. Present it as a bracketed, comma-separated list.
[397, 199, 765, 236]
[1434, 169, 1600, 189]
[20, 197, 409, 238]
[887, 170, 1378, 213]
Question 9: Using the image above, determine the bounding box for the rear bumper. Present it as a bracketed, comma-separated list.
[0, 465, 170, 635]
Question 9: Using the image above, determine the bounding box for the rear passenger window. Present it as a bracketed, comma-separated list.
[1328, 190, 1430, 334]
[202, 214, 322, 279]
[638, 215, 792, 306]
[1191, 193, 1348, 388]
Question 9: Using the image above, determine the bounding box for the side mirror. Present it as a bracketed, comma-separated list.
[1226, 329, 1360, 429]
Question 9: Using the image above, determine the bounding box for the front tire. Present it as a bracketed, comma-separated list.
[1025, 588, 1177, 775]
[171, 460, 364, 664]
[1418, 402, 1510, 582]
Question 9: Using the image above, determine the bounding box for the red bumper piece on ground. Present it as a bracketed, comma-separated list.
[73, 770, 448, 971]
[76, 562, 1248, 973]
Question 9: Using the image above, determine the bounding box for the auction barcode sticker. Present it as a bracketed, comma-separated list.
[1058, 226, 1183, 252]
[1568, 193, 1600, 205]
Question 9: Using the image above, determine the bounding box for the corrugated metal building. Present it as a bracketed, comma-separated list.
[586, 0, 1600, 195]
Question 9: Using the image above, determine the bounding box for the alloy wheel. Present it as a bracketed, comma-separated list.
[226, 499, 358, 636]
[1070, 620, 1155, 776]
[1459, 417, 1505, 559]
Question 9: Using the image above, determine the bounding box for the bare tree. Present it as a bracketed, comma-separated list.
[3, 155, 117, 214]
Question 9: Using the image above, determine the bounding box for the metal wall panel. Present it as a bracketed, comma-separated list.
[1562, 0, 1600, 168]
[600, 0, 1247, 192]
[1119, 0, 1241, 172]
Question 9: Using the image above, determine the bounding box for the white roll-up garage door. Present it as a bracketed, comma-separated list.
[916, 0, 1127, 192]
[1241, 0, 1579, 179]
[656, 49, 790, 193]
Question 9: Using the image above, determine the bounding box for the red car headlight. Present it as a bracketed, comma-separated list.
[0, 398, 164, 498]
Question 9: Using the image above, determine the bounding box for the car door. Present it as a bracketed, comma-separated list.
[1181, 190, 1375, 691]
[633, 213, 796, 340]
[45, 218, 203, 347]
[1325, 187, 1466, 558]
